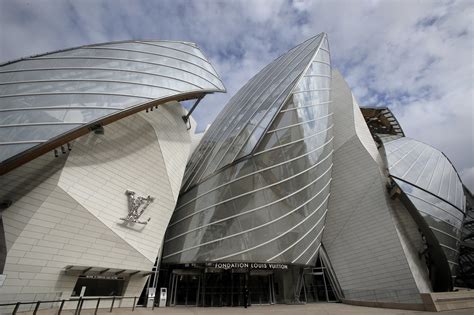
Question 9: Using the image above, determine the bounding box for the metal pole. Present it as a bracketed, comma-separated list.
[12, 302, 20, 315]
[182, 96, 204, 124]
[109, 296, 115, 313]
[322, 270, 329, 302]
[77, 298, 84, 315]
[74, 297, 81, 315]
[144, 273, 151, 308]
[33, 301, 41, 315]
[58, 300, 65, 315]
[151, 243, 164, 306]
[94, 298, 101, 315]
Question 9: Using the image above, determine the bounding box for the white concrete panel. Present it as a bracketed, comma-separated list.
[58, 107, 188, 262]
[352, 96, 382, 164]
[141, 101, 193, 200]
[0, 101, 192, 305]
[324, 69, 423, 304]
[0, 153, 66, 252]
[0, 154, 152, 304]
[324, 136, 421, 304]
[330, 70, 354, 151]
[388, 198, 432, 293]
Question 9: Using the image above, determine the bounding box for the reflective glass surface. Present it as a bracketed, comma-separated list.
[394, 179, 463, 275]
[182, 34, 325, 190]
[384, 137, 464, 211]
[163, 33, 332, 266]
[0, 40, 225, 163]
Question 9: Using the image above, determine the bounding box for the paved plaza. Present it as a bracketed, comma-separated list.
[16, 303, 474, 315]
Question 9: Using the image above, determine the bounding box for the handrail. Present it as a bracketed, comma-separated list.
[0, 295, 153, 315]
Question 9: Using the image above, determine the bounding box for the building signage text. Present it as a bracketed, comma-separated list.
[84, 275, 121, 280]
[212, 262, 288, 270]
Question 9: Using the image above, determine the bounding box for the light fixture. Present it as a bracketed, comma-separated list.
[94, 126, 104, 135]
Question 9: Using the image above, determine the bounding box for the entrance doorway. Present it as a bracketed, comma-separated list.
[200, 269, 276, 306]
[300, 266, 337, 302]
[202, 270, 246, 306]
[169, 270, 201, 306]
[248, 270, 276, 305]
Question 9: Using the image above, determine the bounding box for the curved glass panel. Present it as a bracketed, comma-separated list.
[182, 34, 325, 190]
[394, 179, 463, 275]
[384, 137, 464, 210]
[163, 33, 332, 266]
[0, 40, 225, 163]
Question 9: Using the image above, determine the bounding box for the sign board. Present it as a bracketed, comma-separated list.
[159, 287, 167, 307]
[148, 287, 156, 298]
[212, 262, 288, 270]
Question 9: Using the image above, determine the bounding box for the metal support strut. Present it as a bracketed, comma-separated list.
[182, 96, 204, 129]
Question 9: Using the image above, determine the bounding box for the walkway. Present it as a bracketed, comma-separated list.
[19, 303, 474, 315]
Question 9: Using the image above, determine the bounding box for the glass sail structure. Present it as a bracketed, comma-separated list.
[383, 137, 465, 283]
[0, 40, 225, 169]
[162, 33, 332, 265]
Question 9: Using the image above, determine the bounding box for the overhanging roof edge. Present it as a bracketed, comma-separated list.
[0, 89, 219, 176]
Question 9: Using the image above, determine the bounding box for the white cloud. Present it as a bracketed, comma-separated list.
[0, 0, 472, 190]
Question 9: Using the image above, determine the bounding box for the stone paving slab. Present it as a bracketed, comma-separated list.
[16, 303, 474, 315]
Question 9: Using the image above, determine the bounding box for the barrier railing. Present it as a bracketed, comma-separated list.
[0, 295, 154, 315]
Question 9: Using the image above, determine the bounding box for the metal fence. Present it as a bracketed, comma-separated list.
[0, 295, 154, 315]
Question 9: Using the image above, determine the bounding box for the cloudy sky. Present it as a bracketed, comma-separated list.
[1, 0, 473, 190]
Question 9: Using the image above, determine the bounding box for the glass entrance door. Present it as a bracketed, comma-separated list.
[201, 270, 275, 306]
[202, 271, 247, 306]
[169, 272, 200, 306]
[303, 272, 327, 302]
[248, 271, 275, 305]
[301, 267, 338, 303]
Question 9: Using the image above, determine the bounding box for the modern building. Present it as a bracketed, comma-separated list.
[157, 33, 469, 309]
[0, 33, 470, 312]
[0, 40, 225, 309]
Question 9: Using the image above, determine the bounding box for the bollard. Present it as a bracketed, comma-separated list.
[33, 301, 41, 315]
[109, 296, 115, 313]
[94, 298, 101, 315]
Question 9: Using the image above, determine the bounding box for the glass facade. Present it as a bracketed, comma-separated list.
[181, 34, 326, 191]
[162, 33, 332, 265]
[384, 137, 464, 210]
[0, 40, 225, 163]
[383, 137, 466, 278]
[394, 179, 463, 275]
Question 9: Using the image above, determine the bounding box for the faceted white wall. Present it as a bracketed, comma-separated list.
[322, 70, 426, 305]
[0, 101, 192, 305]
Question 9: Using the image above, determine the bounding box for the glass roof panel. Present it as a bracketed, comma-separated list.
[385, 138, 464, 211]
[0, 40, 225, 164]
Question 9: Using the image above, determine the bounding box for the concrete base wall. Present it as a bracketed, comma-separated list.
[341, 298, 425, 311]
[421, 291, 474, 312]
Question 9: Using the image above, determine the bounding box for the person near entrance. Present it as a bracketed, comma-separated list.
[243, 287, 249, 308]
